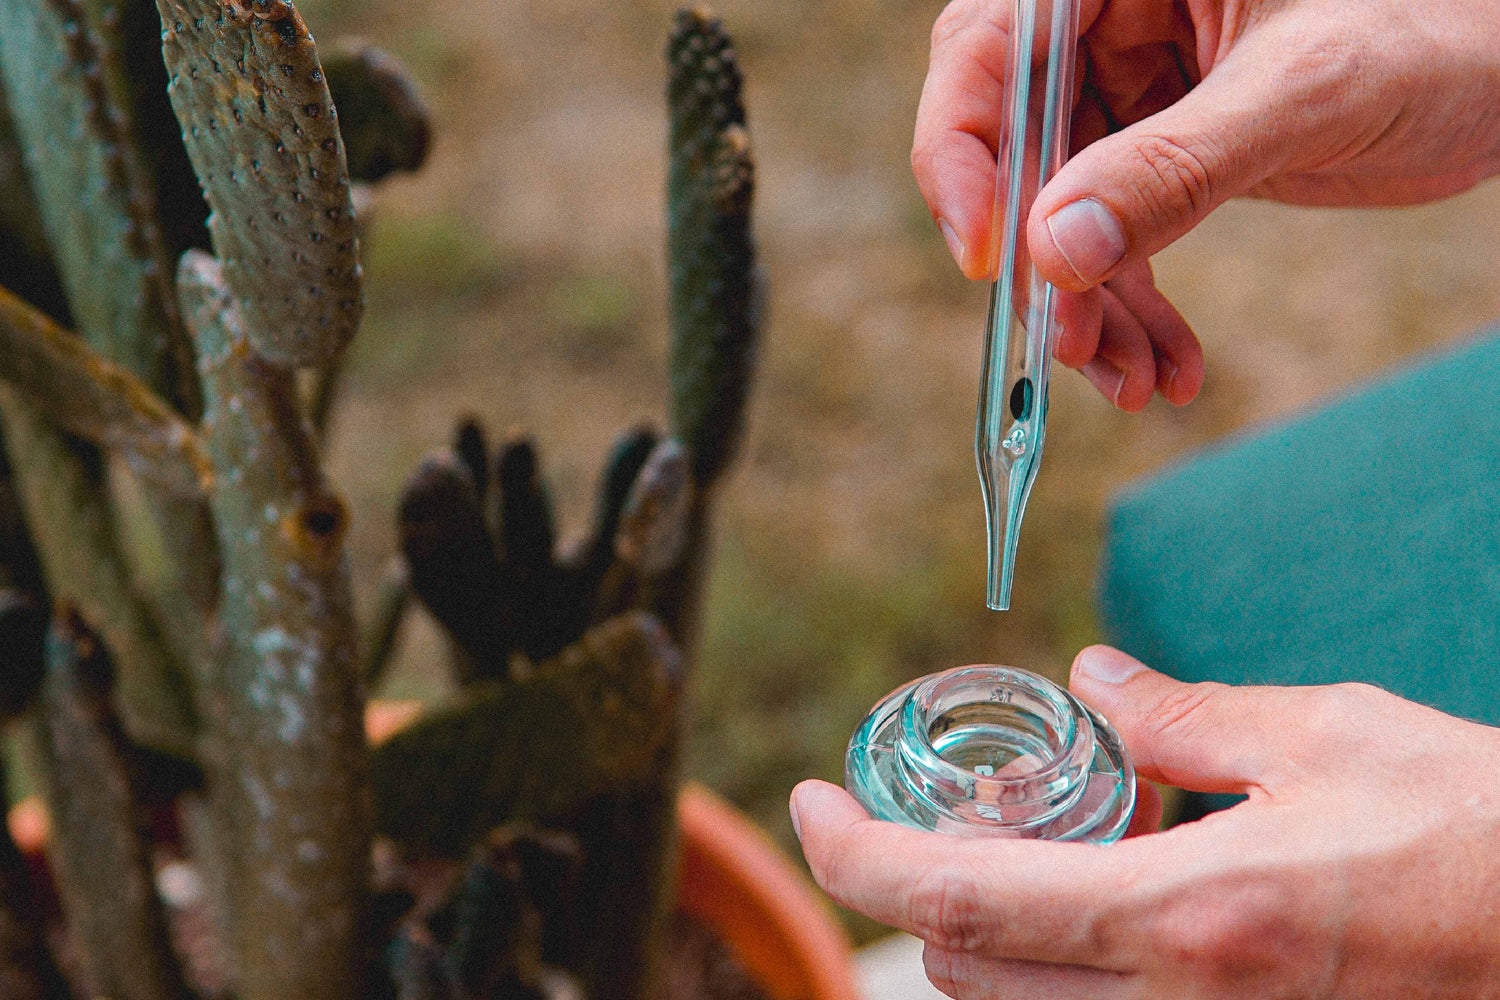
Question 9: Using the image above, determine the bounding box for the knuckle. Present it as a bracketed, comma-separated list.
[1304, 682, 1392, 726]
[1149, 880, 1332, 986]
[908, 861, 988, 952]
[1126, 132, 1219, 224]
[1147, 682, 1226, 753]
[930, 0, 972, 52]
[910, 141, 941, 190]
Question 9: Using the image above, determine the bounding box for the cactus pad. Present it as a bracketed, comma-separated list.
[159, 0, 362, 368]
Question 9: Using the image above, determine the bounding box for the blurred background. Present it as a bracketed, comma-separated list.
[302, 0, 1500, 927]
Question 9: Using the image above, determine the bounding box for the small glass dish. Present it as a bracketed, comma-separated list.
[845, 664, 1134, 843]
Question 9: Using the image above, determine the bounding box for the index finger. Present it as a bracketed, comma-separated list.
[791, 779, 1137, 967]
[912, 0, 1009, 280]
[912, 0, 1111, 280]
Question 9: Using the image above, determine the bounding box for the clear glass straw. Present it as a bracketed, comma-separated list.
[976, 0, 1081, 610]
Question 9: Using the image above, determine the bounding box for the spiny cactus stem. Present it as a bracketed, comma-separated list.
[37, 607, 193, 1000]
[372, 613, 681, 1000]
[0, 0, 199, 416]
[666, 7, 759, 489]
[0, 397, 198, 753]
[0, 285, 211, 498]
[180, 250, 369, 1000]
[0, 281, 222, 669]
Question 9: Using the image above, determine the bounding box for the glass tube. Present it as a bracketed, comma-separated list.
[977, 0, 1082, 610]
[845, 665, 1134, 842]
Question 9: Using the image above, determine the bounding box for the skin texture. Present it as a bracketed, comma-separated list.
[914, 0, 1500, 410]
[794, 645, 1500, 998]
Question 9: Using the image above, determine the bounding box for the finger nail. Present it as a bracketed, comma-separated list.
[789, 796, 803, 842]
[1046, 198, 1126, 284]
[1163, 363, 1179, 397]
[1082, 357, 1126, 405]
[1076, 646, 1145, 685]
[938, 218, 965, 271]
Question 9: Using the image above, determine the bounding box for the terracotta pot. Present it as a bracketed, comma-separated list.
[9, 702, 863, 1000]
[676, 782, 861, 1000]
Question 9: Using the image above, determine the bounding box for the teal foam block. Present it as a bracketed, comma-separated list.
[1099, 331, 1500, 730]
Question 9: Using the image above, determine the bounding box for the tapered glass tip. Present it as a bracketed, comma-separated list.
[984, 491, 1024, 611]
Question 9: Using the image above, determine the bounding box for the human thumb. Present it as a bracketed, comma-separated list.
[1027, 41, 1299, 292]
[1068, 645, 1285, 794]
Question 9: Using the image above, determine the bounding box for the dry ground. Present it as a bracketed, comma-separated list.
[302, 0, 1500, 923]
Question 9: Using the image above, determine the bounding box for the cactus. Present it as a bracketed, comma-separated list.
[0, 4, 758, 1000]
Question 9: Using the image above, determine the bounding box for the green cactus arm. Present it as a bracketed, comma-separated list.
[0, 78, 70, 326]
[494, 435, 556, 573]
[0, 400, 197, 753]
[0, 762, 72, 1000]
[592, 438, 694, 622]
[0, 0, 199, 417]
[0, 286, 210, 498]
[36, 608, 193, 1000]
[666, 8, 760, 488]
[179, 249, 369, 1000]
[453, 417, 490, 505]
[157, 0, 363, 369]
[571, 423, 658, 579]
[322, 41, 431, 184]
[0, 590, 46, 721]
[493, 434, 578, 660]
[371, 611, 679, 858]
[0, 1, 222, 683]
[399, 453, 511, 682]
[615, 438, 694, 578]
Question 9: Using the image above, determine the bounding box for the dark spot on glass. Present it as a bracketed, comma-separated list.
[302, 500, 344, 541]
[308, 167, 320, 181]
[309, 68, 323, 82]
[1009, 377, 1033, 421]
[276, 18, 296, 42]
[302, 103, 320, 118]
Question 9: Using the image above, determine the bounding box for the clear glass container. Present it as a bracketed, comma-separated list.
[845, 665, 1134, 842]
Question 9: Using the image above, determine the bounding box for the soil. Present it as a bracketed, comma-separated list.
[661, 912, 771, 1000]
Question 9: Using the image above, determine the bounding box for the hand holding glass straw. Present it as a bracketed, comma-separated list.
[977, 0, 1082, 610]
